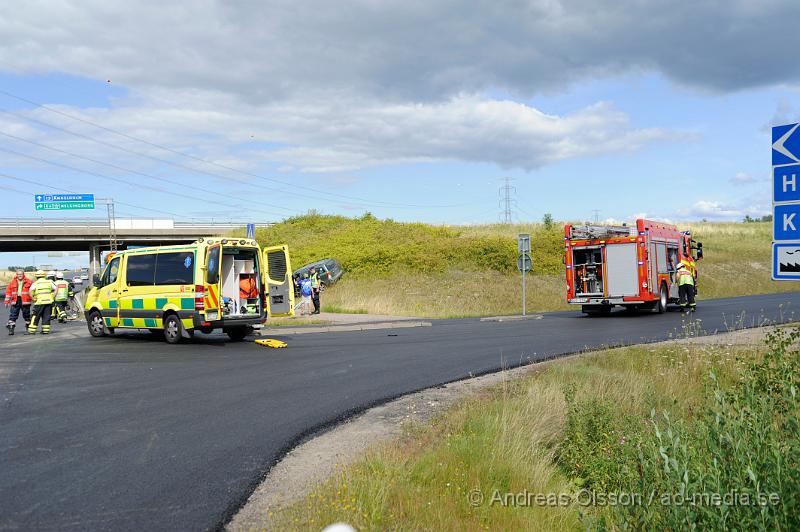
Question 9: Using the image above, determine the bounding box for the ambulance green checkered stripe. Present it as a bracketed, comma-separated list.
[119, 297, 193, 310]
[117, 310, 194, 319]
[100, 309, 194, 319]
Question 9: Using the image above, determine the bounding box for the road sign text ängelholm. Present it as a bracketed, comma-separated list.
[35, 194, 94, 203]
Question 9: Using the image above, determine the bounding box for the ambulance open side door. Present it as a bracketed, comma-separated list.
[263, 244, 295, 317]
[204, 244, 222, 320]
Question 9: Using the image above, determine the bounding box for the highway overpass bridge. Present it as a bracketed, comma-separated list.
[0, 218, 272, 280]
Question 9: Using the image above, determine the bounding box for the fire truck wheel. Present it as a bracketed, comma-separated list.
[656, 283, 668, 314]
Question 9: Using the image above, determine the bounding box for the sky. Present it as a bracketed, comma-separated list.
[1, 0, 799, 268]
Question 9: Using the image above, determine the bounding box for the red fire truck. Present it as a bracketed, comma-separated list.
[564, 219, 703, 315]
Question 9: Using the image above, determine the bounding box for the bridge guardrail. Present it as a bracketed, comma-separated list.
[0, 218, 273, 230]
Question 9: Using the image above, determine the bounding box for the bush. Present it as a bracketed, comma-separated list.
[252, 213, 558, 276]
[615, 327, 800, 530]
[558, 387, 644, 493]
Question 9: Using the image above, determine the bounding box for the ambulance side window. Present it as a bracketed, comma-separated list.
[206, 247, 220, 284]
[104, 257, 120, 285]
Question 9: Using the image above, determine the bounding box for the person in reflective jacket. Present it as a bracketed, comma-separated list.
[676, 263, 696, 313]
[4, 269, 32, 335]
[28, 270, 57, 334]
[53, 272, 74, 323]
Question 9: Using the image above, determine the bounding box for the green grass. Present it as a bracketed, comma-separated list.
[245, 214, 791, 318]
[269, 327, 800, 530]
[321, 304, 369, 314]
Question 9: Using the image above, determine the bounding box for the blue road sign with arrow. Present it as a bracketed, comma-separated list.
[773, 123, 800, 166]
[35, 194, 94, 203]
[772, 124, 800, 280]
[34, 193, 95, 210]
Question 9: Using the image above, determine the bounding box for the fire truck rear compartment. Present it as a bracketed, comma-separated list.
[573, 247, 603, 295]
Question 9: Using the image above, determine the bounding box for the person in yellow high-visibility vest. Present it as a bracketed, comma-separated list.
[309, 267, 321, 315]
[675, 263, 696, 313]
[28, 270, 57, 334]
[53, 272, 74, 323]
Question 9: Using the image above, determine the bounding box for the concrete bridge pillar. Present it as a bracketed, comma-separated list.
[89, 243, 102, 286]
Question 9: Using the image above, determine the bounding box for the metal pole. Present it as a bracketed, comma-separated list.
[522, 266, 526, 317]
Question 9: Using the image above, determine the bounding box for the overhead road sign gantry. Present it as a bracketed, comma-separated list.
[35, 193, 95, 211]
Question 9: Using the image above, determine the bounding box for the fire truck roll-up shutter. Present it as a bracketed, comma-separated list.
[605, 243, 639, 297]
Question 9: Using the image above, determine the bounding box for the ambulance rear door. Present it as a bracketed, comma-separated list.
[262, 244, 295, 317]
[204, 244, 222, 320]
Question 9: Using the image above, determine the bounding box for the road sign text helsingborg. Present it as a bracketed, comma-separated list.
[34, 193, 95, 211]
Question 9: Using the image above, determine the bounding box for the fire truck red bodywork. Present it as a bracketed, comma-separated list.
[564, 219, 701, 314]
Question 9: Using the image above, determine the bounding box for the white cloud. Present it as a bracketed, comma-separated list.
[685, 198, 770, 220]
[0, 93, 669, 174]
[729, 172, 756, 185]
[0, 0, 793, 177]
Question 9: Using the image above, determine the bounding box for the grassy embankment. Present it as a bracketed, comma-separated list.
[271, 326, 800, 530]
[251, 214, 789, 318]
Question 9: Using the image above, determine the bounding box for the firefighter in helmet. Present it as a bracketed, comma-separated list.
[54, 272, 74, 323]
[28, 270, 57, 334]
[675, 263, 696, 313]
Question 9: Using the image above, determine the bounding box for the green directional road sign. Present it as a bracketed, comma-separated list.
[35, 201, 95, 210]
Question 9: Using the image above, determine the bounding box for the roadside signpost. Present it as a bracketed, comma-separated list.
[772, 123, 800, 280]
[35, 194, 95, 210]
[518, 233, 531, 316]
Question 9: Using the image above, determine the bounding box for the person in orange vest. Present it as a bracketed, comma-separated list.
[4, 269, 32, 335]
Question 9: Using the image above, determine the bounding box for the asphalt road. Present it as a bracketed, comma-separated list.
[2, 292, 800, 531]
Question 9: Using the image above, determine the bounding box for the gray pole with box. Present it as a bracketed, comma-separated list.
[518, 233, 531, 317]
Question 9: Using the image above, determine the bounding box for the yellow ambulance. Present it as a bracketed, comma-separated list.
[85, 238, 294, 343]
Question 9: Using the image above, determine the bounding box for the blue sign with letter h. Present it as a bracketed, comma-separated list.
[774, 164, 800, 203]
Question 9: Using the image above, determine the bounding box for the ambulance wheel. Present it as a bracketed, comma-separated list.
[656, 284, 668, 314]
[87, 311, 107, 337]
[226, 326, 252, 342]
[163, 314, 183, 344]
